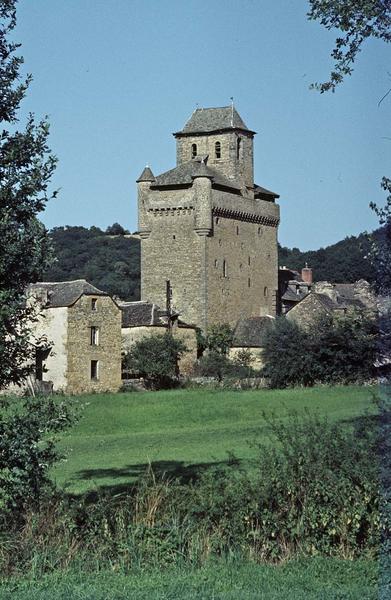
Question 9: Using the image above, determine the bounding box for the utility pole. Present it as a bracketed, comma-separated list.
[166, 279, 172, 331]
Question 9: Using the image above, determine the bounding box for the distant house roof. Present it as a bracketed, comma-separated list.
[151, 157, 242, 192]
[29, 280, 108, 308]
[120, 301, 195, 329]
[232, 316, 274, 348]
[120, 301, 164, 327]
[174, 106, 255, 136]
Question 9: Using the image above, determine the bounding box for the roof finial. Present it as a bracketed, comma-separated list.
[230, 96, 234, 127]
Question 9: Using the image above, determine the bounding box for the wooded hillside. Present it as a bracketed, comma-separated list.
[43, 225, 377, 300]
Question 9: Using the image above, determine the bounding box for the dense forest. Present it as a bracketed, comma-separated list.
[43, 224, 377, 300]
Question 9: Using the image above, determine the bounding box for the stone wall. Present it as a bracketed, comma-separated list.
[67, 295, 122, 394]
[175, 130, 254, 188]
[35, 307, 68, 391]
[122, 325, 197, 375]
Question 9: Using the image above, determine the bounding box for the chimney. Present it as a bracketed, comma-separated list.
[301, 263, 313, 285]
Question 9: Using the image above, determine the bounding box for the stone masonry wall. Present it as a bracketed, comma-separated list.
[176, 131, 254, 189]
[67, 295, 122, 394]
[206, 213, 278, 327]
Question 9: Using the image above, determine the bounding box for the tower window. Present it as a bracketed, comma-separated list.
[91, 298, 97, 311]
[264, 286, 268, 297]
[214, 259, 218, 268]
[258, 226, 262, 235]
[90, 326, 99, 346]
[248, 256, 251, 266]
[236, 225, 239, 235]
[236, 137, 241, 160]
[191, 143, 197, 158]
[248, 278, 251, 288]
[223, 260, 228, 278]
[215, 141, 221, 158]
[91, 360, 99, 381]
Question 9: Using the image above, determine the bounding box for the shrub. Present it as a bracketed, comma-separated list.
[123, 333, 187, 388]
[0, 395, 76, 516]
[262, 313, 377, 388]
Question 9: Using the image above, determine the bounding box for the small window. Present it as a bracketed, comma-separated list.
[248, 256, 251, 266]
[90, 326, 99, 346]
[173, 235, 176, 240]
[91, 298, 97, 311]
[258, 226, 262, 235]
[215, 217, 219, 225]
[236, 137, 241, 160]
[215, 141, 221, 158]
[248, 278, 251, 288]
[91, 360, 99, 381]
[264, 286, 268, 297]
[191, 143, 197, 158]
[214, 259, 218, 268]
[219, 239, 222, 246]
[236, 225, 239, 235]
[239, 263, 243, 271]
[223, 260, 228, 278]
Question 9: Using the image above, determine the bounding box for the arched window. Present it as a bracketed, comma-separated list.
[191, 143, 197, 158]
[236, 137, 241, 160]
[264, 286, 268, 297]
[223, 260, 228, 278]
[215, 141, 221, 158]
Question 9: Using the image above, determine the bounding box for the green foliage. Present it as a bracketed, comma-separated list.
[0, 0, 56, 388]
[0, 395, 76, 514]
[278, 232, 374, 283]
[123, 333, 187, 387]
[369, 177, 391, 295]
[196, 351, 231, 381]
[262, 313, 377, 388]
[308, 0, 391, 93]
[204, 323, 233, 355]
[0, 408, 380, 577]
[44, 226, 140, 300]
[105, 222, 129, 235]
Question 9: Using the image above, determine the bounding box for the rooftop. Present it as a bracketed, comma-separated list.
[29, 280, 108, 308]
[174, 106, 255, 136]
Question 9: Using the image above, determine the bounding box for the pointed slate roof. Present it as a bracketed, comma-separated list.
[174, 106, 255, 136]
[136, 166, 155, 182]
[29, 280, 108, 308]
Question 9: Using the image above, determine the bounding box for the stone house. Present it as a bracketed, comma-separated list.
[278, 265, 313, 314]
[120, 300, 197, 376]
[137, 105, 280, 331]
[228, 315, 275, 370]
[27, 280, 122, 394]
[286, 279, 376, 328]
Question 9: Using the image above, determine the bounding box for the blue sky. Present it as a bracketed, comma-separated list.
[16, 0, 390, 250]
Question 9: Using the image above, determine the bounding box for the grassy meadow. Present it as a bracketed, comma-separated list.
[54, 385, 377, 494]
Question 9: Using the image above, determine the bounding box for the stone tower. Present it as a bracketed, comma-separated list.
[137, 105, 280, 330]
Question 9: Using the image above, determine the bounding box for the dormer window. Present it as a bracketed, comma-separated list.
[191, 143, 197, 158]
[215, 141, 221, 158]
[236, 137, 241, 160]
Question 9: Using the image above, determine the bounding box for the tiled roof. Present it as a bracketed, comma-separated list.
[120, 301, 163, 327]
[136, 166, 155, 182]
[254, 184, 280, 200]
[29, 280, 107, 308]
[232, 316, 274, 347]
[175, 106, 254, 136]
[151, 158, 242, 191]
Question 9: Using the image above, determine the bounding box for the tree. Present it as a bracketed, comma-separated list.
[262, 313, 377, 388]
[205, 323, 234, 355]
[369, 177, 391, 294]
[0, 0, 56, 388]
[308, 0, 391, 93]
[123, 333, 187, 388]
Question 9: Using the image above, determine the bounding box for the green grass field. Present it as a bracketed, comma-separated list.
[54, 385, 377, 494]
[0, 558, 379, 600]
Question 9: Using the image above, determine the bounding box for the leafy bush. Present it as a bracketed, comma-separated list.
[123, 333, 187, 388]
[262, 313, 377, 388]
[0, 395, 76, 515]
